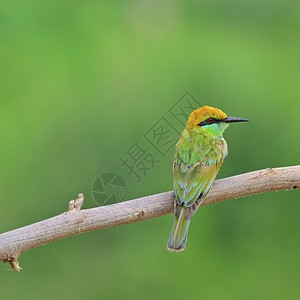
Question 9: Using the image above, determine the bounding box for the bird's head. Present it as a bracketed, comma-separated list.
[186, 105, 249, 137]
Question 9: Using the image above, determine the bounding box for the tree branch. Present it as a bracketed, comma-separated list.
[1, 166, 299, 271]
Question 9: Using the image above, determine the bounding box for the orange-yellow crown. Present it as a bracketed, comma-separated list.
[186, 105, 227, 128]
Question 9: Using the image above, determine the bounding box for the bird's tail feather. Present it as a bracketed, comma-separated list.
[167, 206, 191, 252]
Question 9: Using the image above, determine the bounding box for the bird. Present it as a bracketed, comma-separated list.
[167, 105, 249, 252]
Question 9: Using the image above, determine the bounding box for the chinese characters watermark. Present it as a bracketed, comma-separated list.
[92, 92, 201, 206]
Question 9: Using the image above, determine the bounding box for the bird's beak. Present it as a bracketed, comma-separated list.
[223, 116, 250, 123]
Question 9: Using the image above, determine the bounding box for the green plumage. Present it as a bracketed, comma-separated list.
[167, 122, 228, 251]
[167, 106, 249, 252]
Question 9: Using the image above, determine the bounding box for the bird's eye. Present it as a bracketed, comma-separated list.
[198, 117, 218, 127]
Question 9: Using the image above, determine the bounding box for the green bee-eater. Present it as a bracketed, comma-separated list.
[167, 105, 249, 252]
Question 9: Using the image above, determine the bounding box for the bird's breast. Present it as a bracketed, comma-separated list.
[175, 131, 227, 166]
[199, 137, 228, 166]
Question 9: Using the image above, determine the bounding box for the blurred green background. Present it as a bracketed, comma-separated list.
[1, 0, 299, 299]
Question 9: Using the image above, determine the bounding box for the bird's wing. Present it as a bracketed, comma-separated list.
[173, 159, 222, 207]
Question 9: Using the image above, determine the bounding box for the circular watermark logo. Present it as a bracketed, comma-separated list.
[92, 173, 127, 206]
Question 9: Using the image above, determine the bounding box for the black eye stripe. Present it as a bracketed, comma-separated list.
[198, 117, 220, 126]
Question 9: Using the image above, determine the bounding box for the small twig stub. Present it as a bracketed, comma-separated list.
[68, 193, 84, 211]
